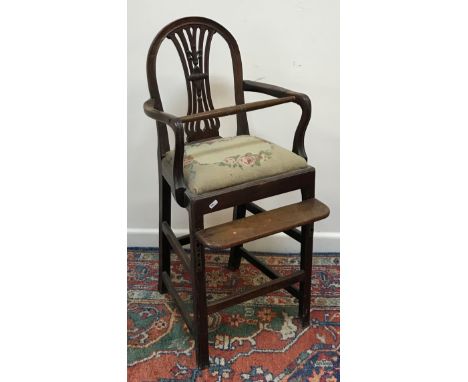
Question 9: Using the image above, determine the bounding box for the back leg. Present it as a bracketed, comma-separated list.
[227, 204, 246, 270]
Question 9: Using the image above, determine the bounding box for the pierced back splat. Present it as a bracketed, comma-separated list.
[168, 26, 220, 142]
[146, 17, 249, 148]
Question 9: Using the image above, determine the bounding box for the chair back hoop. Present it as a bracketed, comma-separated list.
[147, 17, 249, 142]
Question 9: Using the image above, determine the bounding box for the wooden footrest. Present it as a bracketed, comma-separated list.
[196, 198, 330, 249]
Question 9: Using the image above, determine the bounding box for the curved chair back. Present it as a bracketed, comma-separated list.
[146, 17, 249, 142]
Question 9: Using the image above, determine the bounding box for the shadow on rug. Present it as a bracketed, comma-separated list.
[128, 249, 340, 381]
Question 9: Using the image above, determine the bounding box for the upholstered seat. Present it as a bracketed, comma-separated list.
[163, 135, 308, 194]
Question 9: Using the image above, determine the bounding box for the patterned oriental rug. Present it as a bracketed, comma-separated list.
[128, 249, 340, 382]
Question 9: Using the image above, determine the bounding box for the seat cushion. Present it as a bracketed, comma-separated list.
[163, 135, 308, 194]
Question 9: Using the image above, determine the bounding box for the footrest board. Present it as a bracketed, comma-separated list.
[196, 198, 330, 249]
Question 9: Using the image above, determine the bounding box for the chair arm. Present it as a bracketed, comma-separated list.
[144, 99, 186, 204]
[144, 98, 181, 125]
[178, 97, 295, 123]
[243, 80, 311, 160]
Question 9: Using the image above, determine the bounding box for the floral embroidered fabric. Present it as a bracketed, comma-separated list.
[163, 135, 307, 194]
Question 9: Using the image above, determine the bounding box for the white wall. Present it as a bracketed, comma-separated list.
[128, 0, 339, 252]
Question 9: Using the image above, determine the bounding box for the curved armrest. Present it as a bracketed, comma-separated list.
[144, 100, 180, 125]
[243, 80, 311, 160]
[144, 99, 186, 204]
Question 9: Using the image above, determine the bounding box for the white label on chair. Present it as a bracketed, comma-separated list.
[209, 200, 218, 209]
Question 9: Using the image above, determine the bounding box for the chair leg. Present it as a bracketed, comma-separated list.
[158, 177, 171, 294]
[227, 204, 246, 270]
[298, 187, 315, 327]
[298, 222, 314, 327]
[189, 207, 210, 369]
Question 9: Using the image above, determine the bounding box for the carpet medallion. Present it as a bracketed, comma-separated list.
[128, 249, 340, 381]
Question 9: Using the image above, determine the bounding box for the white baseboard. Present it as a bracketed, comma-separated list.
[127, 228, 339, 253]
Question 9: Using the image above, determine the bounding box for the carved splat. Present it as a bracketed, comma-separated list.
[168, 26, 220, 142]
[146, 17, 249, 149]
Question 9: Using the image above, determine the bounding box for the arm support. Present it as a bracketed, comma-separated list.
[243, 80, 311, 161]
[144, 99, 186, 204]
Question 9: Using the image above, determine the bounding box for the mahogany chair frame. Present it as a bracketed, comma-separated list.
[144, 17, 319, 369]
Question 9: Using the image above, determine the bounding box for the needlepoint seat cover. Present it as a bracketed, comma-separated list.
[162, 135, 308, 194]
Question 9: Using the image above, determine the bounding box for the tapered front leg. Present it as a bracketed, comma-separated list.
[227, 205, 246, 270]
[189, 206, 210, 369]
[158, 176, 171, 294]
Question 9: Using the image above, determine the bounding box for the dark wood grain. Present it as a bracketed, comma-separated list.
[196, 198, 330, 249]
[188, 206, 209, 369]
[143, 17, 329, 369]
[237, 247, 300, 298]
[161, 272, 194, 334]
[146, 16, 248, 146]
[158, 178, 171, 294]
[298, 187, 315, 327]
[245, 202, 302, 241]
[227, 204, 246, 270]
[177, 233, 191, 246]
[243, 80, 311, 161]
[207, 270, 305, 314]
[161, 221, 191, 273]
[178, 96, 295, 123]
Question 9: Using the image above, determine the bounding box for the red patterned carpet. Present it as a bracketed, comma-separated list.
[127, 249, 340, 381]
